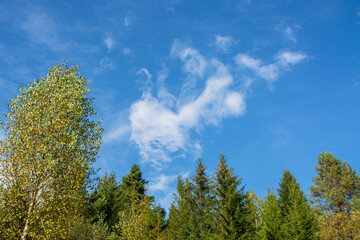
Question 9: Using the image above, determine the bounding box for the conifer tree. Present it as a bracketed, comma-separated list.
[273, 169, 317, 239]
[279, 176, 318, 239]
[248, 189, 261, 232]
[167, 177, 192, 239]
[213, 154, 254, 239]
[88, 172, 121, 231]
[147, 204, 167, 240]
[189, 158, 216, 239]
[278, 169, 294, 216]
[258, 188, 283, 240]
[310, 152, 360, 239]
[120, 163, 150, 209]
[309, 152, 360, 214]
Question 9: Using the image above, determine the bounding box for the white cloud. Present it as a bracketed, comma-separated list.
[123, 17, 131, 27]
[21, 11, 69, 51]
[276, 51, 307, 65]
[94, 57, 116, 74]
[104, 36, 115, 52]
[103, 124, 131, 143]
[215, 35, 233, 52]
[148, 174, 178, 192]
[171, 40, 207, 78]
[284, 27, 297, 42]
[137, 68, 152, 80]
[122, 47, 130, 55]
[275, 22, 299, 43]
[235, 51, 308, 83]
[130, 44, 246, 166]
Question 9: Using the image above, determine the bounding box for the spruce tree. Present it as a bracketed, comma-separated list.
[120, 163, 150, 208]
[213, 154, 254, 239]
[248, 189, 261, 233]
[88, 172, 121, 231]
[167, 176, 192, 239]
[276, 169, 318, 239]
[188, 159, 215, 239]
[258, 188, 283, 240]
[278, 169, 294, 216]
[280, 176, 318, 239]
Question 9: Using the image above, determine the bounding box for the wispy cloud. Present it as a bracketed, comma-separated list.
[171, 40, 207, 78]
[94, 57, 116, 74]
[275, 22, 299, 43]
[20, 9, 70, 51]
[103, 124, 131, 143]
[122, 47, 130, 55]
[215, 35, 234, 53]
[235, 51, 308, 83]
[129, 41, 246, 167]
[123, 17, 131, 27]
[148, 174, 178, 192]
[149, 171, 190, 210]
[103, 36, 115, 52]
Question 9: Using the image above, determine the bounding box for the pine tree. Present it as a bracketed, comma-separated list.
[213, 154, 255, 239]
[309, 152, 360, 214]
[310, 152, 360, 239]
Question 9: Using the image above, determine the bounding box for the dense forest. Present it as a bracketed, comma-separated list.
[0, 64, 359, 239]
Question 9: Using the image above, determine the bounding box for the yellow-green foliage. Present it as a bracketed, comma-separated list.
[117, 195, 152, 240]
[317, 212, 360, 239]
[0, 63, 103, 239]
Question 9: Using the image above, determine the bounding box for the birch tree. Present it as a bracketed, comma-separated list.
[0, 63, 102, 239]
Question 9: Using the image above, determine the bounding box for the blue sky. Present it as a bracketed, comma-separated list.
[0, 0, 359, 209]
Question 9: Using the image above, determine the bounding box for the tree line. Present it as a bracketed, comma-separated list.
[0, 64, 359, 239]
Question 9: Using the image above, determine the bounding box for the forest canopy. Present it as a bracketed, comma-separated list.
[0, 64, 359, 239]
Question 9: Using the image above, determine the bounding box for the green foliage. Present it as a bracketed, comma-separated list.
[120, 163, 150, 206]
[117, 195, 152, 240]
[247, 189, 261, 232]
[88, 172, 122, 231]
[278, 169, 294, 216]
[147, 204, 167, 240]
[0, 63, 102, 239]
[310, 152, 360, 238]
[167, 159, 216, 239]
[258, 188, 283, 240]
[309, 152, 360, 214]
[213, 154, 255, 239]
[189, 158, 216, 239]
[280, 178, 318, 239]
[277, 169, 318, 239]
[167, 177, 193, 239]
